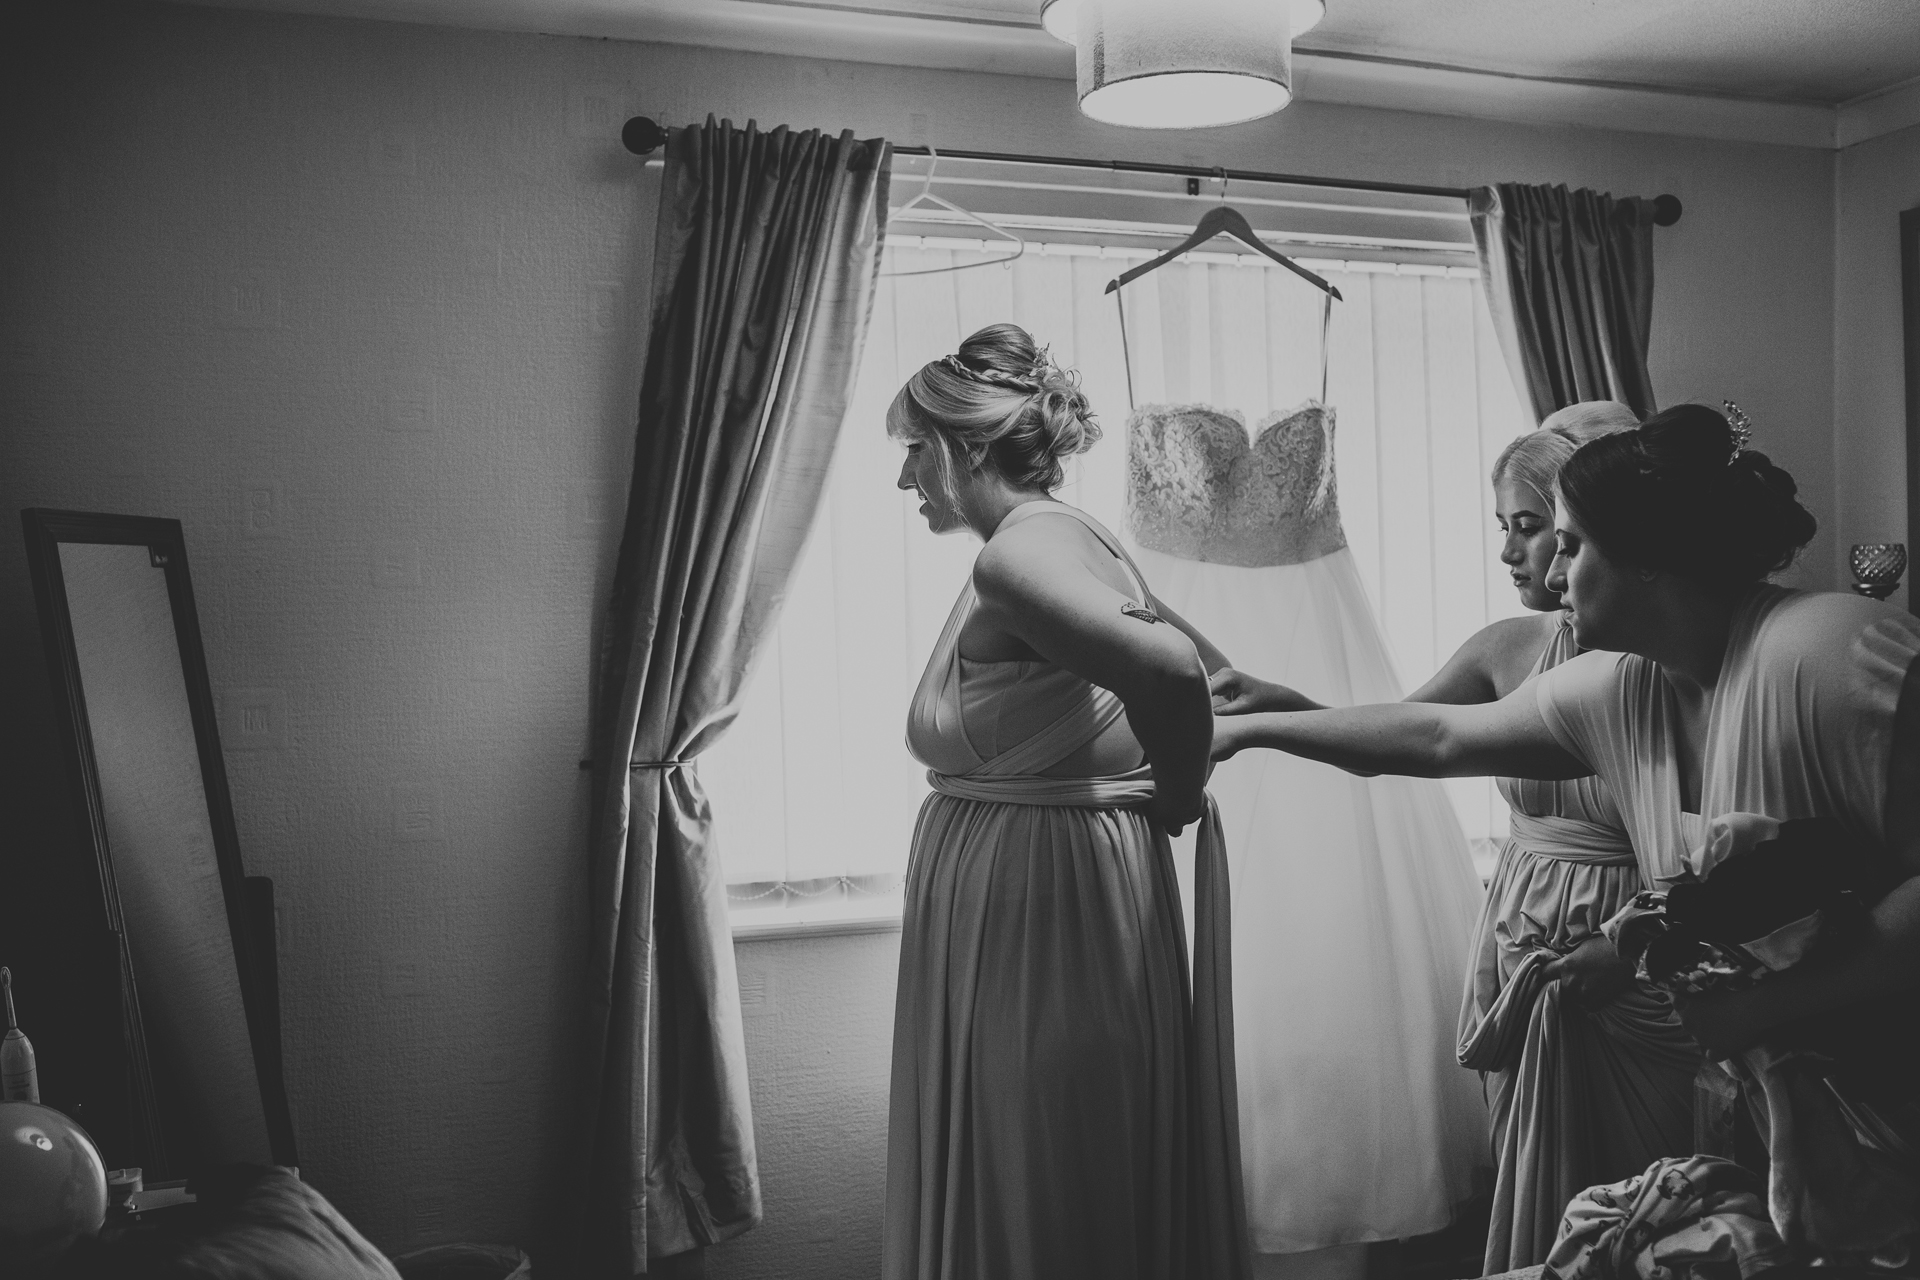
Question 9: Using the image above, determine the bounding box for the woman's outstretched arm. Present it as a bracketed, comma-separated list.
[1210, 613, 1552, 715]
[1212, 682, 1592, 781]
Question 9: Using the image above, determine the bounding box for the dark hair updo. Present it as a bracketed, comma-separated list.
[886, 323, 1100, 497]
[1556, 402, 1818, 591]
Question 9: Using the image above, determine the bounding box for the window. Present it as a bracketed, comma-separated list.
[703, 228, 1529, 913]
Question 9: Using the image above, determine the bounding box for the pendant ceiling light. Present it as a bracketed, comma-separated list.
[1076, 0, 1293, 130]
[1041, 0, 1325, 43]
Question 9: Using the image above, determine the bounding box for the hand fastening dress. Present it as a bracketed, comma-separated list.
[1127, 401, 1490, 1256]
[883, 500, 1251, 1280]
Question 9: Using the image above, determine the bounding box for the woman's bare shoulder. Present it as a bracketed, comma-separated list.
[1478, 612, 1563, 695]
[1753, 588, 1913, 661]
[974, 510, 1115, 601]
[1456, 611, 1555, 659]
[1480, 610, 1561, 651]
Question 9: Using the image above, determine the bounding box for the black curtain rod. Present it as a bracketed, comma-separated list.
[621, 116, 1683, 227]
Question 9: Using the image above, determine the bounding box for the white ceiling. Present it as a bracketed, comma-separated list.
[193, 0, 1920, 146]
[1301, 0, 1920, 105]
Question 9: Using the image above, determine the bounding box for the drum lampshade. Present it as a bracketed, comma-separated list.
[1042, 0, 1324, 45]
[1076, 0, 1293, 129]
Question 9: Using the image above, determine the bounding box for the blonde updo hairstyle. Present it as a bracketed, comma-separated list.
[886, 323, 1099, 502]
[1491, 400, 1641, 515]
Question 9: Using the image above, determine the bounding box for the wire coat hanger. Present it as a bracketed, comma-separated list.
[1103, 205, 1343, 301]
[882, 147, 1026, 278]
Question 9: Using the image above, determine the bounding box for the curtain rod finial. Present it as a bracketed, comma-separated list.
[1652, 194, 1682, 226]
[623, 116, 671, 156]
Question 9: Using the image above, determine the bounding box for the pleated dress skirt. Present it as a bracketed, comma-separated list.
[884, 792, 1200, 1280]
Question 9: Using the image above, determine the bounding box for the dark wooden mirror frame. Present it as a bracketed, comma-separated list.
[21, 508, 298, 1174]
[1903, 205, 1920, 589]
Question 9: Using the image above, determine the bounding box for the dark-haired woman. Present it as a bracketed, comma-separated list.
[883, 323, 1250, 1280]
[1212, 403, 1920, 1259]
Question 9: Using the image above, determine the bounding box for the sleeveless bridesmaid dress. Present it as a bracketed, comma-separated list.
[1531, 587, 1920, 1260]
[883, 500, 1250, 1280]
[1457, 612, 1700, 1272]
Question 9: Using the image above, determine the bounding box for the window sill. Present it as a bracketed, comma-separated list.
[730, 894, 905, 942]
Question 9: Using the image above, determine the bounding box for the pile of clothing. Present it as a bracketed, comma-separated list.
[1609, 813, 1880, 1000]
[1546, 814, 1920, 1278]
[1547, 1155, 1788, 1280]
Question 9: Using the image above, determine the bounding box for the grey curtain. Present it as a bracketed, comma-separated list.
[576, 117, 890, 1276]
[1471, 183, 1658, 422]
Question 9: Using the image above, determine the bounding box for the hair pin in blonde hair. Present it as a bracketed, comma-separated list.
[1722, 400, 1754, 463]
[1030, 342, 1056, 383]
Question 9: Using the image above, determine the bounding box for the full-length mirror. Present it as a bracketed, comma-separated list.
[24, 510, 296, 1179]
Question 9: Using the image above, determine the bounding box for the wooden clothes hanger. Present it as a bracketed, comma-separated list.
[882, 147, 1026, 278]
[1104, 204, 1343, 301]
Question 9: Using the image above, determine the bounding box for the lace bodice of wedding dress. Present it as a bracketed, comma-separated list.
[1127, 401, 1347, 568]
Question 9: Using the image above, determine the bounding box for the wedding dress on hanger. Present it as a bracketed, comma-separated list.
[1125, 359, 1488, 1266]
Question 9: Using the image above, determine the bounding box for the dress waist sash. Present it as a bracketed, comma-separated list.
[1506, 811, 1636, 866]
[925, 764, 1154, 808]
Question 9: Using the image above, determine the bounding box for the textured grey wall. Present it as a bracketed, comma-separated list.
[718, 931, 900, 1280]
[1834, 123, 1920, 612]
[2, 1, 654, 1257]
[0, 2, 1841, 1274]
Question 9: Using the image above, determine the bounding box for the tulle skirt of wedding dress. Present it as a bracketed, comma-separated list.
[1136, 544, 1490, 1255]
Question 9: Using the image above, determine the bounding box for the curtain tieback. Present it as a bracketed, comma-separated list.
[574, 758, 691, 771]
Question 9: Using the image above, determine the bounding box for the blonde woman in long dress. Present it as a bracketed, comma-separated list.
[882, 324, 1251, 1280]
[1213, 401, 1701, 1272]
[1213, 404, 1920, 1262]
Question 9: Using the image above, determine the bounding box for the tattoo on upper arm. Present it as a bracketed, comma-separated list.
[1121, 600, 1161, 624]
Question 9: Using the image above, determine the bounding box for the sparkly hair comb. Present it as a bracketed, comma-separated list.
[1722, 400, 1754, 463]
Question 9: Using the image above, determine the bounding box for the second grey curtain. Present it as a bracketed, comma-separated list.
[1471, 183, 1658, 422]
[575, 116, 890, 1276]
